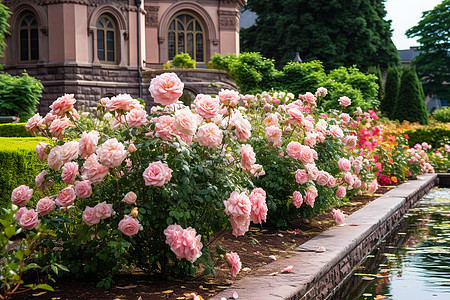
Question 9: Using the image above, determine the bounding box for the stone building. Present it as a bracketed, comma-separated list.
[1, 0, 245, 113]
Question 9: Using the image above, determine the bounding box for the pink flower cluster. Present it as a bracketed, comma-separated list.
[164, 224, 203, 263]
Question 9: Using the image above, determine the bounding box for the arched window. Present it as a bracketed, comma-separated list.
[97, 15, 116, 63]
[168, 13, 204, 62]
[19, 13, 39, 61]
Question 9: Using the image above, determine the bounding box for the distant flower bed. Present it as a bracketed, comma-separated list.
[2, 73, 448, 298]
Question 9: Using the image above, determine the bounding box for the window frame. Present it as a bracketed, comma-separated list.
[97, 14, 117, 64]
[18, 13, 39, 63]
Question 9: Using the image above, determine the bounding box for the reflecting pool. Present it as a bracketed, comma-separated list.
[329, 187, 450, 300]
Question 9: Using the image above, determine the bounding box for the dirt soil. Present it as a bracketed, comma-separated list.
[14, 186, 395, 300]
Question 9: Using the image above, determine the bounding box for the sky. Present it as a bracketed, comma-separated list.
[385, 0, 443, 50]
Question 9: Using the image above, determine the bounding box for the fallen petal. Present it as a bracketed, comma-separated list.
[316, 246, 326, 253]
[281, 265, 293, 273]
[232, 290, 239, 299]
[268, 255, 277, 260]
[268, 272, 279, 276]
[242, 267, 251, 272]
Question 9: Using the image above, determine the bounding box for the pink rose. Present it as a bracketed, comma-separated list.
[218, 89, 240, 107]
[224, 191, 252, 217]
[315, 119, 328, 134]
[61, 162, 79, 185]
[81, 154, 109, 185]
[195, 94, 222, 119]
[82, 206, 100, 226]
[35, 170, 53, 190]
[95, 201, 114, 219]
[295, 169, 309, 184]
[25, 114, 43, 134]
[286, 141, 302, 159]
[338, 158, 351, 172]
[118, 215, 140, 236]
[49, 94, 76, 116]
[143, 161, 172, 186]
[329, 125, 344, 139]
[48, 145, 63, 171]
[265, 126, 282, 146]
[343, 135, 357, 149]
[164, 225, 203, 263]
[173, 108, 202, 136]
[229, 214, 251, 237]
[36, 142, 49, 162]
[196, 123, 223, 148]
[15, 207, 28, 221]
[333, 209, 345, 225]
[338, 96, 351, 107]
[336, 186, 346, 199]
[305, 163, 319, 180]
[74, 180, 92, 198]
[19, 209, 40, 230]
[226, 252, 241, 277]
[292, 191, 303, 208]
[316, 171, 330, 186]
[299, 146, 314, 165]
[154, 115, 175, 141]
[368, 179, 378, 193]
[49, 117, 72, 139]
[315, 87, 328, 98]
[122, 191, 137, 205]
[240, 144, 256, 172]
[55, 187, 76, 207]
[340, 113, 350, 123]
[327, 176, 337, 188]
[79, 131, 99, 159]
[304, 132, 317, 148]
[126, 108, 148, 128]
[105, 94, 141, 111]
[36, 197, 55, 216]
[149, 73, 184, 105]
[305, 186, 318, 208]
[11, 185, 33, 207]
[288, 108, 304, 125]
[128, 143, 137, 153]
[264, 113, 279, 127]
[249, 188, 267, 224]
[96, 138, 127, 168]
[231, 112, 252, 142]
[344, 172, 354, 186]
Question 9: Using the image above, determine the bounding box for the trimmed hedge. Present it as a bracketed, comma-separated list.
[0, 137, 51, 208]
[404, 128, 450, 149]
[0, 122, 33, 137]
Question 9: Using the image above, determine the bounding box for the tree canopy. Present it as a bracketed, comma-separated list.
[0, 0, 11, 59]
[406, 0, 450, 101]
[241, 0, 400, 70]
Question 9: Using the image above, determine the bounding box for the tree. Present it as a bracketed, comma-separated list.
[382, 65, 400, 118]
[0, 0, 11, 59]
[241, 0, 400, 70]
[391, 67, 428, 125]
[368, 66, 384, 103]
[406, 0, 450, 101]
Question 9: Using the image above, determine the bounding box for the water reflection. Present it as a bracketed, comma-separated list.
[329, 187, 450, 300]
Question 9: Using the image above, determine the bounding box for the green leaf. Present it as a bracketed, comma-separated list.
[166, 217, 173, 225]
[36, 284, 54, 292]
[5, 225, 15, 238]
[16, 249, 23, 261]
[51, 265, 58, 275]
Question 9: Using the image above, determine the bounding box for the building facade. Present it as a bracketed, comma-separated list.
[1, 0, 245, 113]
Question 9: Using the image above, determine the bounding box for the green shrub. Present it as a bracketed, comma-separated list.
[172, 53, 196, 69]
[0, 72, 43, 121]
[0, 137, 58, 208]
[208, 53, 238, 71]
[382, 65, 400, 118]
[433, 107, 450, 123]
[404, 128, 450, 149]
[0, 122, 33, 137]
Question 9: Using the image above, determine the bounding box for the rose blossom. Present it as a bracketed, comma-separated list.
[305, 132, 317, 148]
[218, 89, 240, 107]
[95, 201, 114, 219]
[196, 123, 223, 148]
[315, 87, 328, 98]
[240, 144, 256, 172]
[48, 145, 63, 171]
[128, 143, 137, 153]
[19, 209, 40, 230]
[143, 161, 173, 186]
[338, 158, 351, 173]
[82, 206, 100, 226]
[343, 135, 358, 149]
[164, 224, 203, 263]
[327, 176, 337, 188]
[316, 171, 331, 186]
[79, 131, 99, 159]
[173, 108, 202, 136]
[105, 94, 141, 111]
[292, 191, 303, 208]
[149, 72, 184, 105]
[49, 117, 72, 139]
[36, 142, 49, 162]
[332, 209, 345, 225]
[55, 187, 76, 207]
[81, 154, 109, 185]
[338, 96, 351, 107]
[126, 108, 148, 128]
[154, 115, 174, 141]
[329, 125, 344, 139]
[74, 180, 92, 198]
[195, 94, 222, 119]
[336, 186, 346, 199]
[368, 179, 378, 193]
[286, 141, 302, 159]
[36, 197, 55, 216]
[15, 207, 28, 221]
[344, 172, 354, 185]
[249, 188, 267, 224]
[226, 252, 241, 277]
[35, 170, 53, 190]
[118, 215, 140, 236]
[49, 94, 76, 116]
[25, 114, 43, 134]
[11, 185, 33, 207]
[305, 163, 319, 180]
[122, 191, 137, 205]
[265, 126, 282, 146]
[224, 191, 252, 237]
[96, 138, 127, 168]
[288, 108, 304, 125]
[295, 169, 309, 184]
[264, 113, 279, 127]
[305, 186, 318, 208]
[299, 145, 315, 165]
[229, 215, 251, 237]
[231, 111, 252, 142]
[60, 141, 79, 164]
[61, 162, 79, 185]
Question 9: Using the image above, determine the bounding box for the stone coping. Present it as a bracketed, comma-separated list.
[211, 173, 442, 300]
